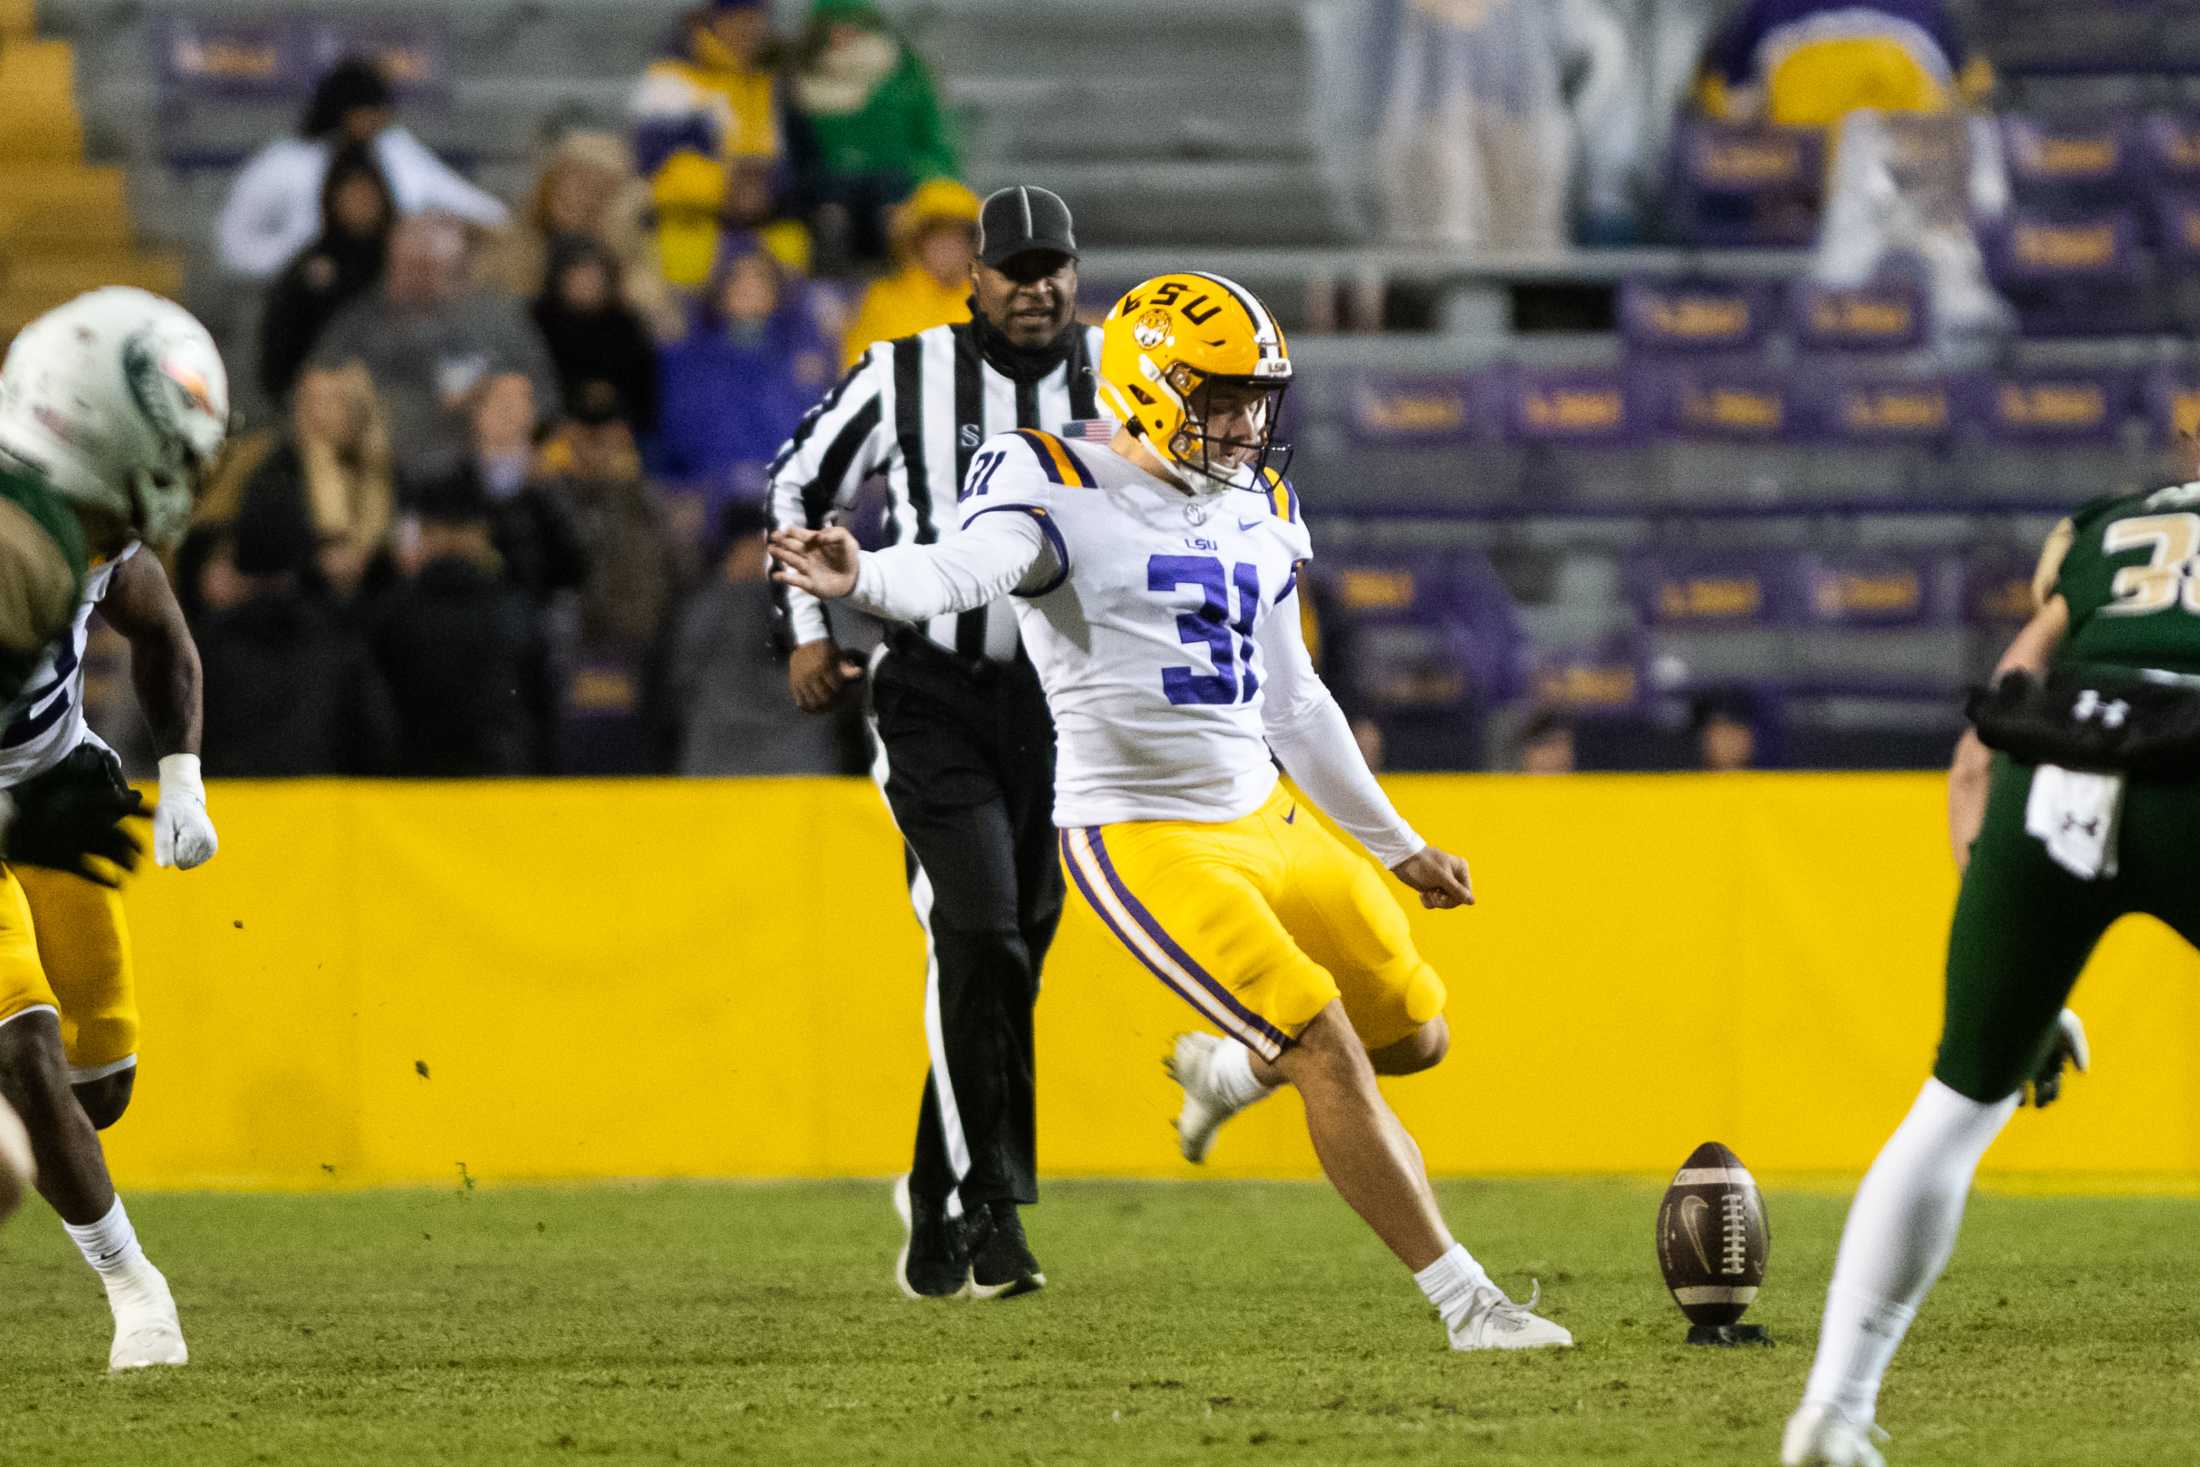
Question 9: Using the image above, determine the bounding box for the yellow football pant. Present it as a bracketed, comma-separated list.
[0, 863, 137, 1080]
[1060, 786, 1445, 1062]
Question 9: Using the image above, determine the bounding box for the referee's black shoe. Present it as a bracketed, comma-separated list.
[965, 1201, 1045, 1300]
[893, 1174, 969, 1299]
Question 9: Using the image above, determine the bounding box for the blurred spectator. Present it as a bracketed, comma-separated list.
[1375, 0, 1632, 250]
[196, 363, 397, 605]
[371, 473, 558, 776]
[631, 2, 783, 179]
[654, 245, 837, 525]
[787, 0, 958, 266]
[541, 383, 693, 650]
[195, 482, 396, 777]
[1693, 0, 1991, 130]
[1517, 708, 1577, 774]
[479, 129, 676, 338]
[1692, 691, 1759, 772]
[258, 143, 396, 404]
[839, 177, 979, 368]
[459, 372, 590, 606]
[664, 498, 845, 774]
[532, 238, 662, 435]
[217, 57, 508, 281]
[312, 214, 557, 479]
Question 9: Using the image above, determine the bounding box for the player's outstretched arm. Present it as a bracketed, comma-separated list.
[770, 515, 1055, 625]
[1258, 588, 1470, 908]
[101, 551, 216, 869]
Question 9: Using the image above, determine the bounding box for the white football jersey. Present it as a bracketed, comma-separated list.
[0, 543, 136, 788]
[960, 428, 1311, 828]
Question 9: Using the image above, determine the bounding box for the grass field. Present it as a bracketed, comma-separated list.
[2, 1177, 2195, 1466]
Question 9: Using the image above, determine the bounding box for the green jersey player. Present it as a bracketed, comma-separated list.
[1784, 483, 2200, 1465]
[0, 287, 228, 1367]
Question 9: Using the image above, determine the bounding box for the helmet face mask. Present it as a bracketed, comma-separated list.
[1169, 366, 1292, 493]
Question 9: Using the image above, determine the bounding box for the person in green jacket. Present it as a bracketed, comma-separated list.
[788, 0, 960, 265]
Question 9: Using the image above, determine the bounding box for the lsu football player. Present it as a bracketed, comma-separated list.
[772, 273, 1571, 1351]
[0, 287, 228, 1370]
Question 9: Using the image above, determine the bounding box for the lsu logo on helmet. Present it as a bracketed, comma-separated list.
[1098, 272, 1291, 493]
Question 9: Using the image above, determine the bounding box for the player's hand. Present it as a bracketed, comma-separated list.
[2024, 1008, 2090, 1108]
[1, 751, 145, 888]
[787, 638, 866, 714]
[153, 753, 218, 869]
[1391, 845, 1474, 909]
[768, 528, 863, 602]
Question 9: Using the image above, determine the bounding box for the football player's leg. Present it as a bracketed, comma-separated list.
[1269, 807, 1449, 1076]
[1792, 763, 2113, 1457]
[17, 866, 139, 1129]
[0, 1093, 28, 1222]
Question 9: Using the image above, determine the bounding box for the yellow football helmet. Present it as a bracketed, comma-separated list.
[1098, 271, 1292, 492]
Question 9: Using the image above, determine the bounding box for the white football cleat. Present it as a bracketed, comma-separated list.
[107, 1263, 187, 1372]
[1447, 1280, 1574, 1351]
[1781, 1404, 1888, 1467]
[1164, 1032, 1243, 1164]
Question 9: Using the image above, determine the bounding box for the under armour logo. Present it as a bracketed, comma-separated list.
[2061, 814, 2103, 838]
[2072, 690, 2130, 729]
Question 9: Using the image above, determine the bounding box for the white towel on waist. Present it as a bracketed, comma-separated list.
[2023, 764, 2125, 881]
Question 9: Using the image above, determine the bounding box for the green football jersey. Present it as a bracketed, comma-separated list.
[2049, 483, 2200, 679]
[0, 459, 89, 709]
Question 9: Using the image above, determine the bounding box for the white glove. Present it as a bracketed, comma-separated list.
[153, 753, 218, 870]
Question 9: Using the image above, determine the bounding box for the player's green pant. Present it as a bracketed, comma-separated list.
[1937, 756, 2200, 1100]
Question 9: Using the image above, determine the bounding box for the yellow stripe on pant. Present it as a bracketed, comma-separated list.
[91, 776, 2200, 1190]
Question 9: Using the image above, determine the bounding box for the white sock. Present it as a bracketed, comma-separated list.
[1210, 1042, 1276, 1111]
[1803, 1079, 2018, 1419]
[1413, 1241, 1492, 1332]
[63, 1196, 157, 1303]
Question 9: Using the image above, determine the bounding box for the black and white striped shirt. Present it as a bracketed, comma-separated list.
[767, 319, 1105, 662]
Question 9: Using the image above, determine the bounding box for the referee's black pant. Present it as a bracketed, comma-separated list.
[868, 631, 1061, 1212]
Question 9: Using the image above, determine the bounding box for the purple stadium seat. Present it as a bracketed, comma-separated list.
[1651, 363, 1794, 442]
[1969, 371, 2131, 443]
[1669, 120, 1825, 247]
[1526, 633, 1648, 717]
[1498, 366, 1643, 448]
[2001, 115, 2134, 199]
[153, 15, 297, 98]
[1789, 279, 1930, 353]
[2154, 192, 2200, 259]
[1797, 553, 1953, 629]
[1618, 278, 1776, 354]
[1320, 553, 1525, 712]
[1625, 550, 1803, 628]
[2144, 369, 2200, 445]
[1799, 372, 1955, 446]
[1963, 555, 2041, 628]
[1342, 372, 1479, 449]
[297, 16, 453, 106]
[1987, 208, 2144, 287]
[2141, 112, 2200, 188]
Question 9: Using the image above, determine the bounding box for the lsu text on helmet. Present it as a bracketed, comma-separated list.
[1098, 272, 1291, 493]
[0, 287, 230, 549]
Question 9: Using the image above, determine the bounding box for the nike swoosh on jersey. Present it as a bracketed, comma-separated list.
[1237, 517, 1264, 532]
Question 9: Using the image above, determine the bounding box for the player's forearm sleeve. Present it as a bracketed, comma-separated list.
[848, 513, 1052, 624]
[767, 350, 889, 645]
[1260, 592, 1424, 869]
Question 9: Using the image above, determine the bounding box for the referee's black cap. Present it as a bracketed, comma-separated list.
[977, 185, 1078, 268]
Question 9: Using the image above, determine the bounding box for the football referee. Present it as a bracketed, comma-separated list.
[767, 186, 1099, 1300]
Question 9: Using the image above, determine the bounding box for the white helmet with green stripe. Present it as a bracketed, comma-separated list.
[0, 287, 229, 548]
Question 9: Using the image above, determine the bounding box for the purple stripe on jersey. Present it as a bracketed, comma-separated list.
[1058, 831, 1284, 1060]
[967, 505, 1069, 597]
[1083, 828, 1292, 1054]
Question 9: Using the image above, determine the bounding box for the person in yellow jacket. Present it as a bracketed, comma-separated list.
[839, 178, 979, 369]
